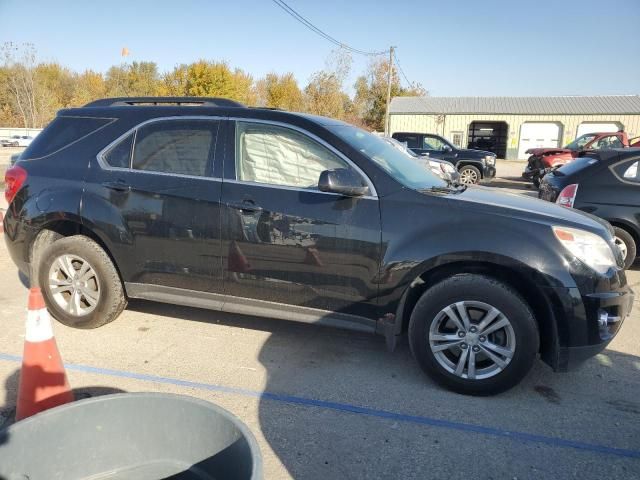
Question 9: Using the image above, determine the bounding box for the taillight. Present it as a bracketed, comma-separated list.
[4, 165, 27, 204]
[556, 183, 578, 208]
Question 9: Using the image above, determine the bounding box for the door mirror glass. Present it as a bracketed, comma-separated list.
[318, 168, 369, 197]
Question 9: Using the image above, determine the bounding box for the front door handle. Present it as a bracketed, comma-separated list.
[227, 200, 263, 213]
[102, 180, 131, 192]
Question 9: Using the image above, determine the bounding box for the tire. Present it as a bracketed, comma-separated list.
[532, 176, 541, 189]
[37, 235, 127, 329]
[458, 165, 481, 185]
[613, 226, 636, 270]
[408, 274, 539, 396]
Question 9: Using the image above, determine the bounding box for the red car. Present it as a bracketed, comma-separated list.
[523, 131, 640, 187]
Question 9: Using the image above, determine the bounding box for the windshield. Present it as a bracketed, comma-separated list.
[328, 125, 447, 189]
[565, 134, 596, 150]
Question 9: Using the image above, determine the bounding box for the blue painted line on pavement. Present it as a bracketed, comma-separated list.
[1, 351, 638, 460]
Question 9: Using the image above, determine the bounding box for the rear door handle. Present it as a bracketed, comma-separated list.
[102, 180, 130, 192]
[227, 200, 263, 213]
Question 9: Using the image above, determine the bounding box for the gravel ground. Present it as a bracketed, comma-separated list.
[0, 160, 639, 479]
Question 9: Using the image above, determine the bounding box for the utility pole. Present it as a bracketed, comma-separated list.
[384, 46, 395, 137]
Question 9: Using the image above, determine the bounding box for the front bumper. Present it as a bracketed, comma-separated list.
[482, 165, 496, 180]
[555, 282, 634, 371]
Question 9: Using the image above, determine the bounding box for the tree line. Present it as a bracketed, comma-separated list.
[0, 42, 425, 132]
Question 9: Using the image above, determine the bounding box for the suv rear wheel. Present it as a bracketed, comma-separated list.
[37, 235, 127, 329]
[408, 274, 539, 395]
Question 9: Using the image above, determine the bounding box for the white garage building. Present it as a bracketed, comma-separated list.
[389, 95, 640, 160]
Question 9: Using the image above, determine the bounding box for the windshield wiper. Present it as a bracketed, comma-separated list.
[425, 183, 467, 194]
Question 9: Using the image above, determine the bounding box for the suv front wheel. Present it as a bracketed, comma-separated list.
[38, 235, 127, 329]
[409, 274, 539, 395]
[458, 165, 481, 185]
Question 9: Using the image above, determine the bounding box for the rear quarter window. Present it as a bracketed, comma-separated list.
[612, 158, 640, 184]
[21, 116, 113, 159]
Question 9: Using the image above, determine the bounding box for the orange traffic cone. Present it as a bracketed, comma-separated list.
[15, 288, 73, 421]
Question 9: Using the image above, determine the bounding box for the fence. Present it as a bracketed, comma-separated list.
[0, 127, 43, 140]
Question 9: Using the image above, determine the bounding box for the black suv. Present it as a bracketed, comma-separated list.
[539, 149, 640, 269]
[3, 97, 633, 395]
[391, 132, 497, 184]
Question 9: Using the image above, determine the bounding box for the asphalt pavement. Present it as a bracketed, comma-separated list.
[0, 161, 639, 479]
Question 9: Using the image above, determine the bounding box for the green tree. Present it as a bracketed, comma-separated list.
[105, 61, 160, 97]
[303, 49, 352, 120]
[256, 72, 303, 111]
[183, 60, 256, 105]
[354, 58, 427, 131]
[70, 70, 107, 106]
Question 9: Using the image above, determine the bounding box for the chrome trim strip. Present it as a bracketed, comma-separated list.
[95, 115, 378, 197]
[95, 116, 225, 174]
[125, 282, 376, 333]
[230, 118, 378, 197]
[608, 157, 640, 186]
[223, 178, 377, 200]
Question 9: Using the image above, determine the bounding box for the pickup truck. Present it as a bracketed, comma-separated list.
[523, 130, 640, 187]
[391, 132, 496, 185]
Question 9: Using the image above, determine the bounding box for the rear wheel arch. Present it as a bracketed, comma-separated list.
[397, 261, 562, 368]
[30, 220, 124, 287]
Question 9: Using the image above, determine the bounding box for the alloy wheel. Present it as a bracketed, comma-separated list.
[614, 236, 628, 260]
[428, 301, 516, 380]
[48, 254, 101, 316]
[460, 169, 479, 185]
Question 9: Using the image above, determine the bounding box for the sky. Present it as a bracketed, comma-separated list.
[1, 0, 639, 97]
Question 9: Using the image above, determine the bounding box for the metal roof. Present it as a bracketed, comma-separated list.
[389, 95, 640, 115]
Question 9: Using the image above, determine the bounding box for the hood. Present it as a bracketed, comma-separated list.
[457, 148, 494, 158]
[452, 186, 610, 236]
[526, 147, 571, 156]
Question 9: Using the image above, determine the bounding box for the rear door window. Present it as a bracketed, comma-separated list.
[132, 120, 218, 177]
[393, 134, 420, 149]
[22, 116, 113, 159]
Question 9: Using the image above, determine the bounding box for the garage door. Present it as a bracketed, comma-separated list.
[576, 123, 620, 137]
[517, 123, 561, 159]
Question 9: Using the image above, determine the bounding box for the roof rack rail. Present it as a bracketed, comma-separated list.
[84, 97, 246, 108]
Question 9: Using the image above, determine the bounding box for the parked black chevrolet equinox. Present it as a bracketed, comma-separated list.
[3, 97, 634, 395]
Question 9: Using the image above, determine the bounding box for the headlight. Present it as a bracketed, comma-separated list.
[440, 162, 456, 174]
[485, 155, 496, 165]
[552, 226, 617, 274]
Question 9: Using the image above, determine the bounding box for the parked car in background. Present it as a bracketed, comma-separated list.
[3, 97, 633, 396]
[523, 131, 640, 188]
[539, 149, 640, 269]
[391, 132, 496, 185]
[1, 135, 35, 147]
[382, 136, 460, 184]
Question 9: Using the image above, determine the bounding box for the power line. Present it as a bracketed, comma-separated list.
[393, 51, 416, 90]
[271, 0, 388, 56]
[393, 51, 441, 121]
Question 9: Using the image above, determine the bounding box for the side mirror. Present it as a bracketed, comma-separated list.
[318, 168, 369, 197]
[443, 145, 453, 152]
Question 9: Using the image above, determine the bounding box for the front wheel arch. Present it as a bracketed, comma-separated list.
[396, 261, 562, 370]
